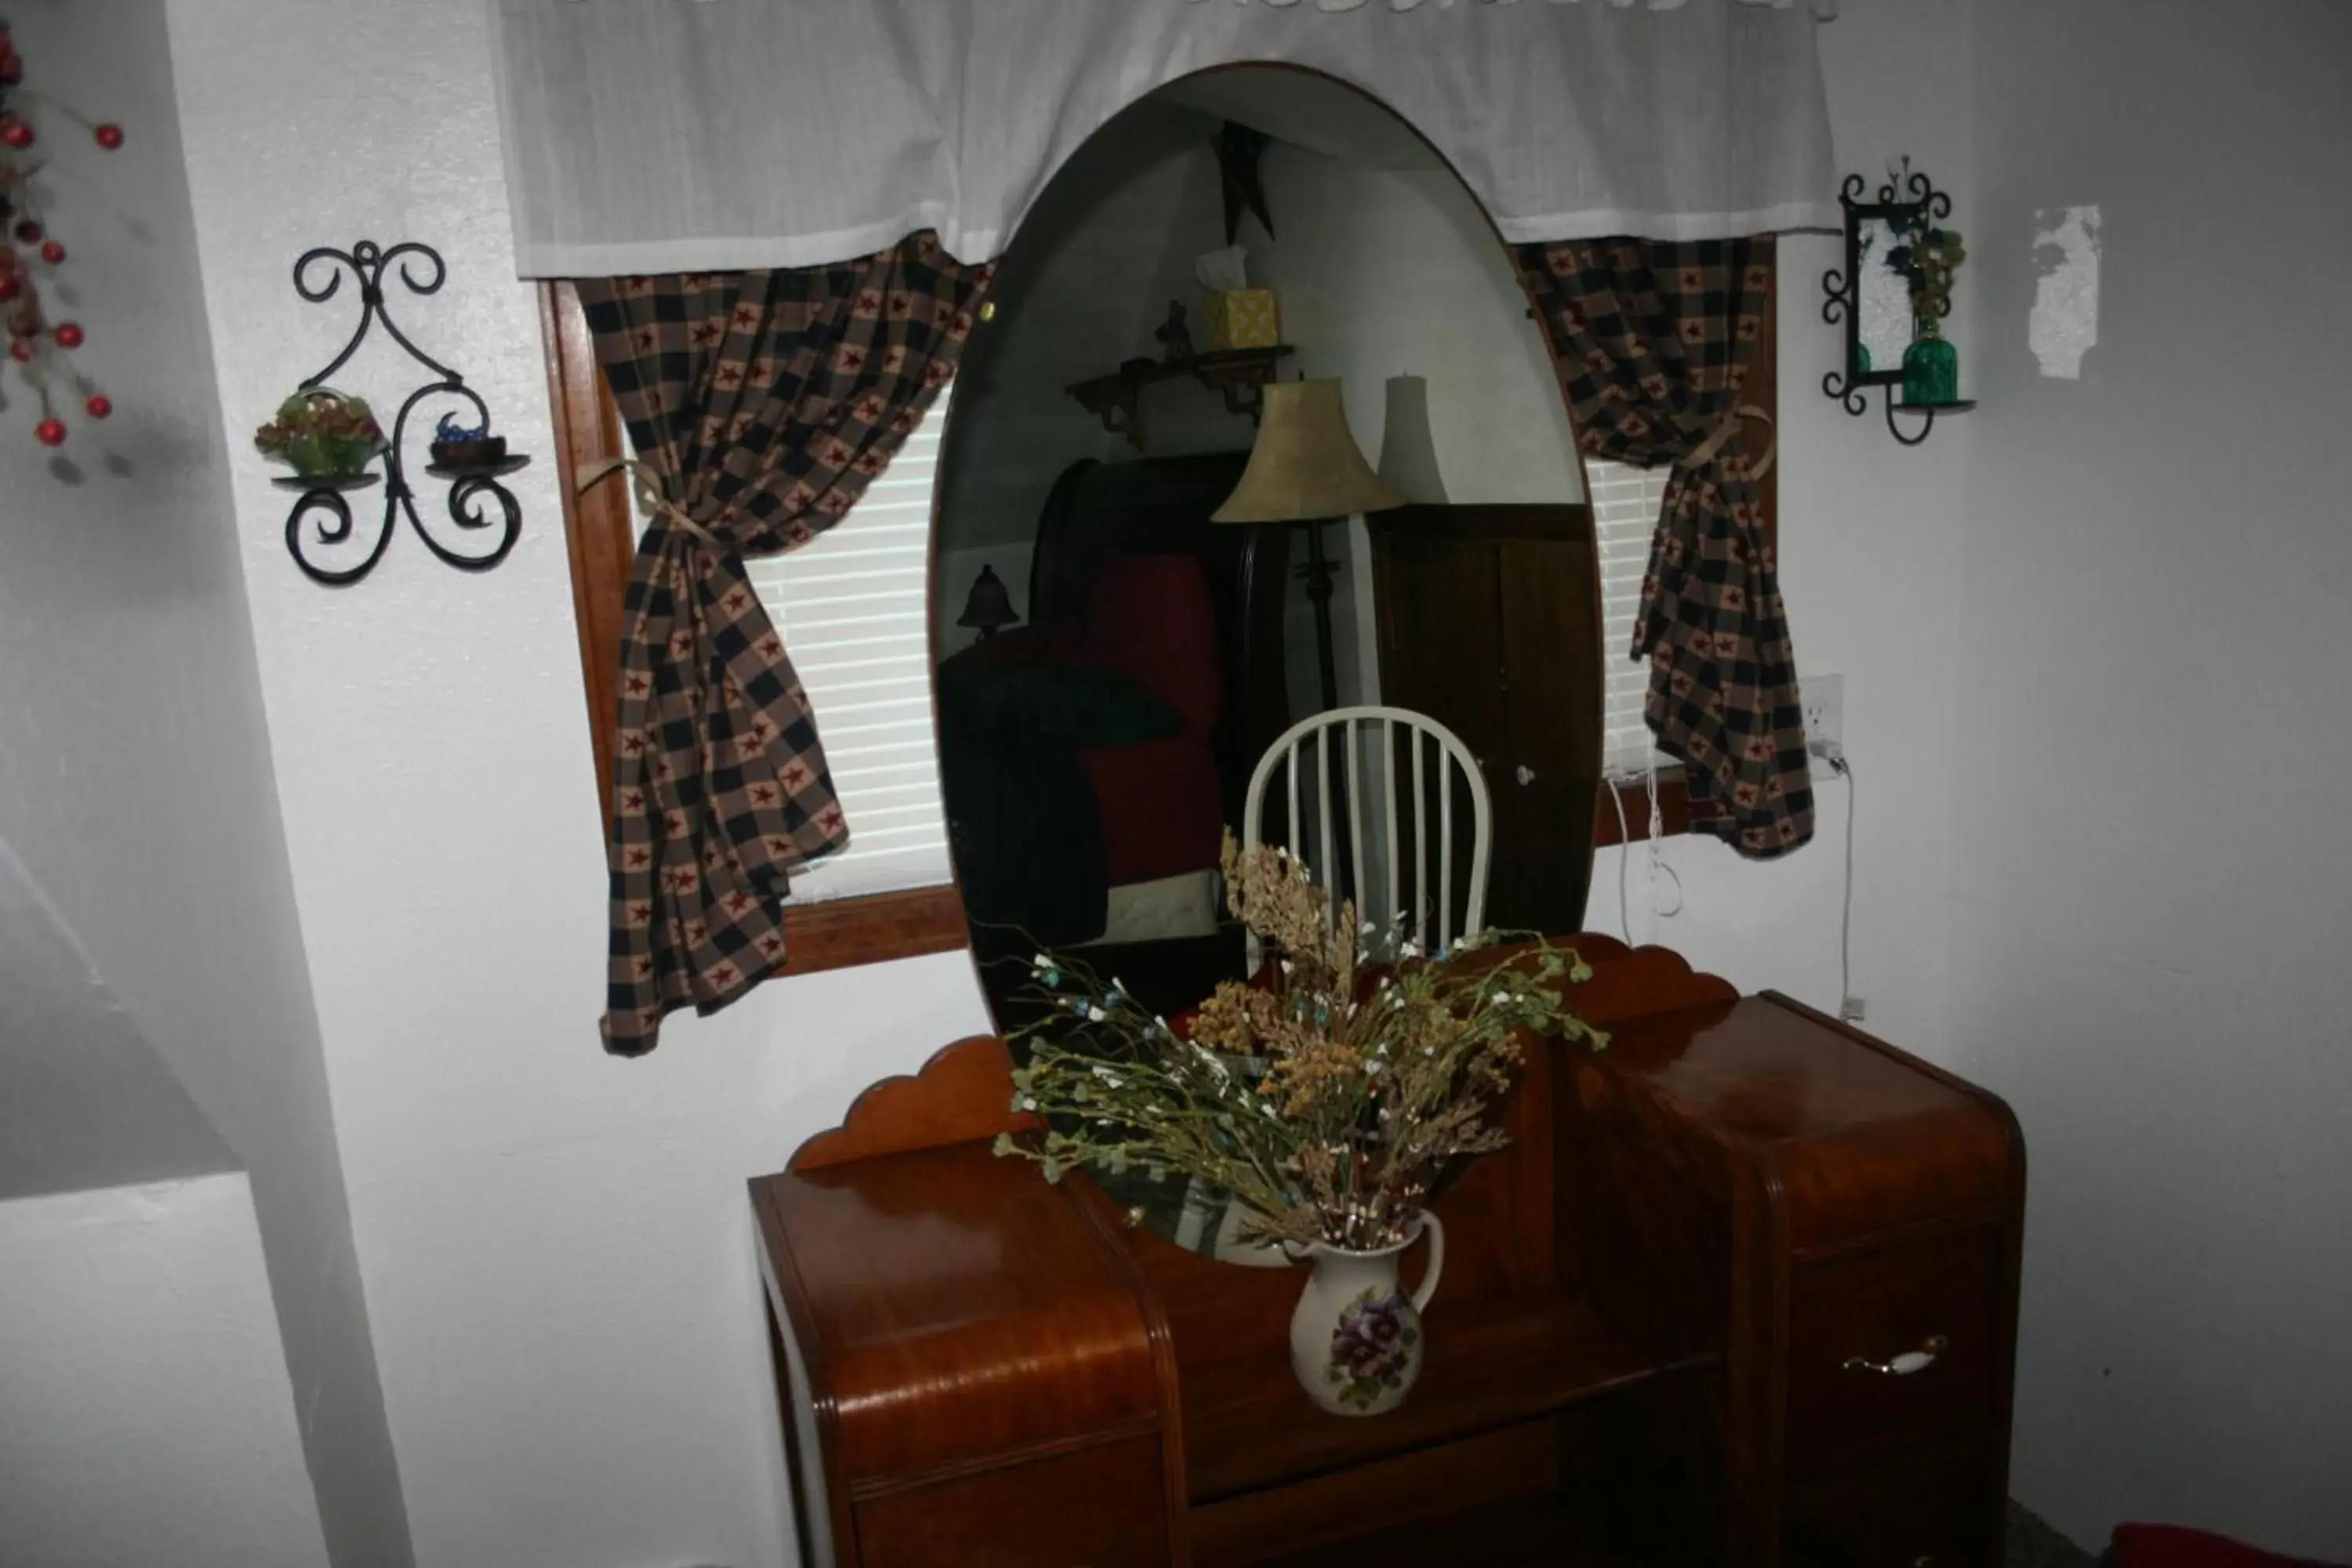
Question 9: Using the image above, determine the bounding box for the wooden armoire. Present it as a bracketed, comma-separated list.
[1369, 503, 1606, 935]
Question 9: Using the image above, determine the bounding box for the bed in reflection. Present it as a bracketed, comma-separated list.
[940, 452, 1292, 1023]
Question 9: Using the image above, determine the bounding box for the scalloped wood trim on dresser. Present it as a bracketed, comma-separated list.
[788, 1034, 1037, 1172]
[1545, 934, 1740, 1026]
[784, 939, 1732, 1175]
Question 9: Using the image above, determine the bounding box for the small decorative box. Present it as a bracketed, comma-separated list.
[1202, 289, 1280, 350]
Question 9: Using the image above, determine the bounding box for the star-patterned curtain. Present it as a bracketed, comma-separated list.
[576, 233, 993, 1055]
[1515, 236, 1814, 857]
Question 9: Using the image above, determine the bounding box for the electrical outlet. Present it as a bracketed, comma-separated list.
[1841, 996, 1867, 1023]
[1802, 673, 1844, 751]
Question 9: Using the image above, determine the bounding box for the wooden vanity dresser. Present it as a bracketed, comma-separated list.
[751, 936, 2024, 1566]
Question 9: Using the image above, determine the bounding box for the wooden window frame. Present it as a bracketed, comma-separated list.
[1589, 272, 1778, 849]
[539, 282, 969, 976]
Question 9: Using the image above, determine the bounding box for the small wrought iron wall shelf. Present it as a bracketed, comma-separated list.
[278, 240, 527, 584]
[1820, 164, 1974, 448]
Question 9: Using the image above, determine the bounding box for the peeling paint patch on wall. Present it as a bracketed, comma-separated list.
[2030, 205, 2101, 379]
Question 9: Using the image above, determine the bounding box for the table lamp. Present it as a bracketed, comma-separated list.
[956, 564, 1019, 641]
[1211, 378, 1405, 710]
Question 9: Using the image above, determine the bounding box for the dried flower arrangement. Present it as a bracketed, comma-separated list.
[996, 833, 1605, 1253]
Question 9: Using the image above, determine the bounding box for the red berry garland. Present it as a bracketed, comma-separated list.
[0, 20, 123, 446]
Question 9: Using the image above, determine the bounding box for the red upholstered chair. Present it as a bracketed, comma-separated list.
[1076, 554, 1225, 887]
[1084, 552, 1221, 740]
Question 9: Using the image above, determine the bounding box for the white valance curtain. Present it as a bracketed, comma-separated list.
[488, 0, 1838, 278]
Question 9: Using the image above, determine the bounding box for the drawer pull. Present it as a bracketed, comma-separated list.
[1843, 1334, 1948, 1376]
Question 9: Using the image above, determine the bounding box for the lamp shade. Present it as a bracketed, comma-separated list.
[1211, 378, 1406, 524]
[956, 564, 1019, 634]
[1376, 373, 1450, 505]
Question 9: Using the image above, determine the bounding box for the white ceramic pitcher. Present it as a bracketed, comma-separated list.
[1286, 1210, 1446, 1417]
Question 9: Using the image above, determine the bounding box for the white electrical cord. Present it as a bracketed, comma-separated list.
[1816, 746, 1857, 1019]
[1643, 758, 1684, 920]
[1602, 760, 1685, 945]
[1839, 753, 1856, 1016]
[1606, 771, 1635, 942]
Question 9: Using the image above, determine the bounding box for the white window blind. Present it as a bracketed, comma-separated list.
[742, 393, 953, 902]
[1584, 457, 1673, 776]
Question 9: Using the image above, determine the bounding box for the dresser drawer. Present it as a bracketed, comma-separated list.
[854, 1433, 1171, 1568]
[1786, 1225, 2000, 1472]
[1785, 1447, 1997, 1568]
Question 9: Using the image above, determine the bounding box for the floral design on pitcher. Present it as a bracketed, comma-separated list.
[1327, 1287, 1419, 1411]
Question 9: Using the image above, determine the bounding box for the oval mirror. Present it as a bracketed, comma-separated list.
[930, 66, 1606, 1054]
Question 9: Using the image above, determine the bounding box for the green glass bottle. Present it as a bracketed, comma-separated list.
[1901, 321, 1960, 407]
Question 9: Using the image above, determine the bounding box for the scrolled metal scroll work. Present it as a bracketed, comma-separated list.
[280, 241, 527, 585]
[1820, 368, 1868, 419]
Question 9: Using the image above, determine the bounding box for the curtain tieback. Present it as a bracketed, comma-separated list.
[577, 455, 725, 549]
[1683, 403, 1777, 481]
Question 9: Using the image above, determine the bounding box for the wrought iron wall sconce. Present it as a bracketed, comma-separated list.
[277, 240, 528, 584]
[1820, 162, 1975, 448]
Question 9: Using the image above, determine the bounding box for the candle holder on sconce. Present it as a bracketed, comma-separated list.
[273, 240, 528, 585]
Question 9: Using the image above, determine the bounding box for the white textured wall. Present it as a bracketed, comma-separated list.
[0, 1175, 330, 1568]
[0, 840, 235, 1200]
[165, 3, 993, 1567]
[1951, 1, 2352, 1555]
[0, 4, 405, 1561]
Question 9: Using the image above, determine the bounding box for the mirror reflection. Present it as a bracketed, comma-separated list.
[1857, 215, 1914, 376]
[929, 69, 1610, 1256]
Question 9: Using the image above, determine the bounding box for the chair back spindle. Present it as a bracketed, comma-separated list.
[1240, 706, 1492, 971]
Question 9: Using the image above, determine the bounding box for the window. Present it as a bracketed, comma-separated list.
[1584, 456, 1674, 780]
[1584, 274, 1779, 848]
[541, 282, 967, 975]
[742, 394, 953, 902]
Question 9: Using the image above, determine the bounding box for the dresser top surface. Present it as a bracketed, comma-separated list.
[754, 1138, 1165, 1481]
[758, 1138, 1140, 1352]
[1599, 994, 1987, 1146]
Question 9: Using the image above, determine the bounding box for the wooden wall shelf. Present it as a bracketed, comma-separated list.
[1067, 346, 1294, 452]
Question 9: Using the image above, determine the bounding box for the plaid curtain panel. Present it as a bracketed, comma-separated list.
[1515, 235, 1814, 857]
[578, 232, 993, 1056]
